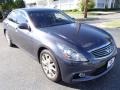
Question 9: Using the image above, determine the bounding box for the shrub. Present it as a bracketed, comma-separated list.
[1, 0, 15, 12]
[1, 0, 25, 12]
[0, 5, 3, 19]
[0, 11, 2, 19]
[0, 0, 25, 19]
[14, 0, 25, 8]
[78, 0, 95, 12]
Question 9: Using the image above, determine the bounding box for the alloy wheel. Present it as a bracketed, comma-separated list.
[41, 53, 57, 79]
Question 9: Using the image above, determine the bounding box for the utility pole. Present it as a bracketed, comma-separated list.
[84, 0, 89, 18]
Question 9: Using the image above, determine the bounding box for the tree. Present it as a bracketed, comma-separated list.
[14, 0, 25, 8]
[79, 0, 94, 18]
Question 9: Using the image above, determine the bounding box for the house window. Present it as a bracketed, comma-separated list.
[98, 3, 105, 8]
[96, 0, 105, 8]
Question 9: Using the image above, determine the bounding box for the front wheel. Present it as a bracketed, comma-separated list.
[40, 49, 61, 82]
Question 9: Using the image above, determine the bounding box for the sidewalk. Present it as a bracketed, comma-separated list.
[89, 11, 120, 15]
[78, 11, 120, 29]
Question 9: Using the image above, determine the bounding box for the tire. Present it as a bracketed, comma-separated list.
[5, 30, 14, 47]
[40, 49, 61, 82]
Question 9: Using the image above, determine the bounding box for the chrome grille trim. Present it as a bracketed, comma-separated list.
[89, 42, 115, 59]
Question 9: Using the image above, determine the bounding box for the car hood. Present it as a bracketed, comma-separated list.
[42, 23, 111, 51]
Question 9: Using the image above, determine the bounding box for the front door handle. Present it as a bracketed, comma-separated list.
[16, 28, 18, 32]
[6, 23, 8, 26]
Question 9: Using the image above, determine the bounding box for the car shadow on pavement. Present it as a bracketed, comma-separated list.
[59, 48, 120, 90]
[12, 44, 18, 48]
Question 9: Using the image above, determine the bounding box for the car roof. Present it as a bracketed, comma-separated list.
[17, 8, 59, 13]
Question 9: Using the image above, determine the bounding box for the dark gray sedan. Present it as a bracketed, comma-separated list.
[3, 8, 117, 83]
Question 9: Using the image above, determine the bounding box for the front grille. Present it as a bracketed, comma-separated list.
[91, 43, 114, 58]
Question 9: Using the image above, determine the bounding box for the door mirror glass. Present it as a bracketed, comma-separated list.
[71, 17, 75, 20]
[18, 23, 29, 30]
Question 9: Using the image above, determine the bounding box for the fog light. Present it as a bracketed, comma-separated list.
[79, 73, 85, 77]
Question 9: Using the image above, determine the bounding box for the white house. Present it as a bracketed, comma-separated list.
[95, 0, 115, 9]
[24, 0, 79, 10]
[24, 0, 116, 10]
[48, 0, 79, 10]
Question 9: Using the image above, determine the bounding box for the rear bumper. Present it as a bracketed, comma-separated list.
[57, 48, 117, 84]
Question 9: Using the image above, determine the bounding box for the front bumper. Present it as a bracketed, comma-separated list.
[57, 47, 117, 83]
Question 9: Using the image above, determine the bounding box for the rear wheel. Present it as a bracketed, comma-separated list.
[5, 30, 14, 47]
[40, 49, 61, 82]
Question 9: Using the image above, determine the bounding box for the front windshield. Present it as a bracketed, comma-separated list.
[28, 10, 74, 28]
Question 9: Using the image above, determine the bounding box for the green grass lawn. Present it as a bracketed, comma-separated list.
[64, 11, 99, 20]
[64, 11, 83, 19]
[103, 20, 120, 28]
[64, 11, 120, 29]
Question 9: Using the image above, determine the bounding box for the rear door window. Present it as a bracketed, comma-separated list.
[16, 12, 27, 24]
[7, 11, 17, 23]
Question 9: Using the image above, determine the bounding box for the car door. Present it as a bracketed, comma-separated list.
[4, 11, 18, 43]
[14, 11, 34, 55]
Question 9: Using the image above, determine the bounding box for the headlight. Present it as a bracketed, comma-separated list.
[57, 44, 88, 62]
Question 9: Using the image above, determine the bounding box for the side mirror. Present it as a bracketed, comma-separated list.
[71, 17, 75, 20]
[18, 23, 30, 31]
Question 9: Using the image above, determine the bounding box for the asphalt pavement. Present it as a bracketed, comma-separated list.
[0, 23, 120, 90]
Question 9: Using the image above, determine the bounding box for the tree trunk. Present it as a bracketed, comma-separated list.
[84, 0, 89, 18]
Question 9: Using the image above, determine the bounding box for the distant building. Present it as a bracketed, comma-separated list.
[24, 0, 79, 10]
[95, 0, 116, 9]
[24, 0, 120, 10]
